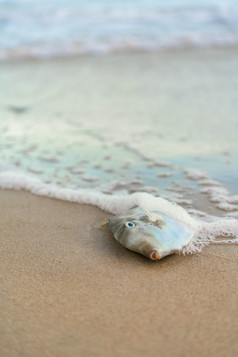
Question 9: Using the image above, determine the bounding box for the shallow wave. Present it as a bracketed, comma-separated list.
[1, 0, 238, 60]
[0, 168, 238, 255]
[1, 37, 238, 61]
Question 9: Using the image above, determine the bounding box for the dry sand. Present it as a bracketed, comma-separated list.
[0, 189, 238, 357]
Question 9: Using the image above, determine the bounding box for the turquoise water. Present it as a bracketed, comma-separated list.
[1, 117, 237, 216]
[0, 15, 238, 218]
[1, 0, 238, 59]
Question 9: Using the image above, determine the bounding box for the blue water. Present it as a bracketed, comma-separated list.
[1, 0, 238, 59]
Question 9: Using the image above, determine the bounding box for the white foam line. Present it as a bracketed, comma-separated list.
[1, 170, 238, 255]
[0, 171, 136, 214]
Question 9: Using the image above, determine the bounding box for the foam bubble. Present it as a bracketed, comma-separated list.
[184, 169, 208, 180]
[201, 186, 238, 211]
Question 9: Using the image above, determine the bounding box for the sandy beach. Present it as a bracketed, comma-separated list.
[0, 188, 237, 357]
[1, 1, 238, 355]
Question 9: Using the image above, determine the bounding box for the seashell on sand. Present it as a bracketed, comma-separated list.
[108, 207, 194, 260]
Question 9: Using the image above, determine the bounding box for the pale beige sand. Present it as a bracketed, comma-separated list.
[0, 189, 238, 357]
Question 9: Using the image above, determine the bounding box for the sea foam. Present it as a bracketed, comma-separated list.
[0, 169, 237, 256]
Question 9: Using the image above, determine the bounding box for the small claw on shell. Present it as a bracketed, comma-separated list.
[149, 250, 161, 260]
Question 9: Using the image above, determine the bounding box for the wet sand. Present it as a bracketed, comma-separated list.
[0, 189, 238, 357]
[1, 47, 238, 161]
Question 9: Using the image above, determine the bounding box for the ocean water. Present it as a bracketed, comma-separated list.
[1, 0, 238, 60]
[0, 2, 238, 252]
[1, 49, 238, 217]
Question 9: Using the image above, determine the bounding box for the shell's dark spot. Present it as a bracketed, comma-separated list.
[125, 222, 135, 228]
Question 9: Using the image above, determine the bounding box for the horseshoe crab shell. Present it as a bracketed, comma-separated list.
[108, 207, 194, 260]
